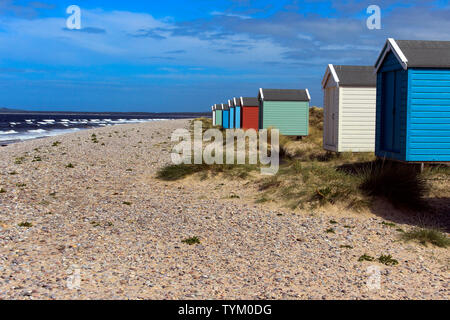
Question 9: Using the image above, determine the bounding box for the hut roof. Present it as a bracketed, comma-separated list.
[323, 65, 376, 88]
[375, 38, 450, 71]
[240, 97, 259, 106]
[259, 89, 311, 102]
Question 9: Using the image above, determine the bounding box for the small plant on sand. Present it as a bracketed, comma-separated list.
[52, 141, 61, 147]
[256, 197, 269, 204]
[9, 171, 17, 175]
[378, 254, 399, 266]
[358, 254, 375, 262]
[329, 220, 338, 224]
[66, 163, 74, 168]
[401, 228, 450, 248]
[229, 194, 240, 199]
[0, 188, 6, 193]
[326, 228, 335, 234]
[91, 221, 101, 227]
[340, 245, 353, 249]
[381, 221, 397, 227]
[123, 201, 132, 206]
[182, 236, 201, 245]
[18, 222, 33, 228]
[32, 156, 42, 162]
[16, 183, 26, 187]
[15, 157, 25, 164]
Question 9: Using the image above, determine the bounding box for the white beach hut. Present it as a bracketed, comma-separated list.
[212, 105, 216, 126]
[321, 64, 377, 152]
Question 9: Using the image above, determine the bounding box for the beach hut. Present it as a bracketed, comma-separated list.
[240, 97, 259, 130]
[321, 65, 377, 152]
[222, 104, 230, 129]
[258, 89, 311, 136]
[211, 105, 216, 126]
[228, 100, 235, 129]
[233, 97, 242, 129]
[215, 104, 223, 127]
[374, 39, 450, 162]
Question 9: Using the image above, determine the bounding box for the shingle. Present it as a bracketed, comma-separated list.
[241, 97, 259, 106]
[259, 89, 310, 101]
[397, 40, 450, 68]
[333, 65, 376, 87]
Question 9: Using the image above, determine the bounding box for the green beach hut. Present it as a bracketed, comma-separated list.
[215, 104, 223, 127]
[258, 88, 311, 136]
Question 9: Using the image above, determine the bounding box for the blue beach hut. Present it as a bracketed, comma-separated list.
[233, 97, 242, 129]
[228, 100, 235, 129]
[222, 103, 230, 129]
[374, 39, 450, 162]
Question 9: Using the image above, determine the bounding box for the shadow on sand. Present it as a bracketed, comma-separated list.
[336, 161, 450, 232]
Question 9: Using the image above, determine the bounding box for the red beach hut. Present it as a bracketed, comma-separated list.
[240, 97, 259, 131]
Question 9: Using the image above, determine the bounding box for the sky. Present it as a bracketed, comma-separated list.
[0, 0, 449, 112]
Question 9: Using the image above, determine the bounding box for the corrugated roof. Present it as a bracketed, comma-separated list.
[259, 89, 310, 102]
[240, 97, 259, 106]
[396, 40, 450, 68]
[333, 65, 376, 87]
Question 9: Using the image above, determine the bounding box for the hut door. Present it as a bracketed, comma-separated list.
[381, 71, 401, 153]
[325, 87, 336, 147]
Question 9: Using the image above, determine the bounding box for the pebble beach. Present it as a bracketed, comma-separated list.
[0, 119, 448, 300]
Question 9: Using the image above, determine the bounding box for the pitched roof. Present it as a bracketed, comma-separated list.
[233, 97, 241, 107]
[259, 89, 311, 102]
[375, 38, 450, 71]
[240, 97, 259, 107]
[335, 65, 376, 87]
[222, 104, 229, 110]
[214, 104, 222, 110]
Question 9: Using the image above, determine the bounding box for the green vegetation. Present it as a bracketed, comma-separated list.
[52, 141, 61, 147]
[182, 236, 201, 245]
[66, 163, 75, 168]
[9, 171, 18, 175]
[18, 222, 33, 228]
[360, 162, 428, 210]
[15, 157, 25, 164]
[401, 228, 450, 248]
[32, 156, 42, 162]
[0, 188, 6, 193]
[358, 254, 375, 262]
[340, 245, 353, 249]
[156, 112, 448, 212]
[378, 254, 399, 266]
[122, 201, 132, 206]
[16, 183, 26, 187]
[325, 228, 335, 234]
[381, 221, 397, 227]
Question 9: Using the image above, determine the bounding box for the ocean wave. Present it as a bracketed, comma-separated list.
[0, 130, 18, 135]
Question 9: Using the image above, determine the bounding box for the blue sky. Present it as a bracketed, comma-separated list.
[0, 0, 449, 112]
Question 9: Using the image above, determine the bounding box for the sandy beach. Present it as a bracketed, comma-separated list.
[0, 119, 448, 300]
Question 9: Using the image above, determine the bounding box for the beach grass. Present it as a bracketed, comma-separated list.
[401, 228, 450, 248]
[157, 110, 448, 212]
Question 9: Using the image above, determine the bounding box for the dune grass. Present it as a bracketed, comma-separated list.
[401, 228, 450, 248]
[157, 110, 447, 211]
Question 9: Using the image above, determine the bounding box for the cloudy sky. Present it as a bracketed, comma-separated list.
[0, 0, 449, 112]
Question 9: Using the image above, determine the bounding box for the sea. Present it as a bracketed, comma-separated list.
[0, 111, 208, 145]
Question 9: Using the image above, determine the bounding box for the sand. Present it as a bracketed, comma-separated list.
[0, 119, 448, 299]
